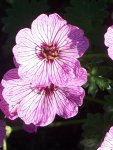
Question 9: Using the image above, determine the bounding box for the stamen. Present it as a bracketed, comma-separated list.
[40, 43, 59, 61]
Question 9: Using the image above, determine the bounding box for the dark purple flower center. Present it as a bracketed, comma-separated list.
[33, 84, 56, 96]
[40, 43, 59, 61]
[44, 83, 55, 95]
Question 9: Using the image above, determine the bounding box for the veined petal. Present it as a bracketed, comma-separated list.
[32, 13, 67, 45]
[18, 92, 56, 126]
[13, 44, 37, 65]
[18, 59, 50, 86]
[31, 14, 49, 44]
[2, 78, 32, 105]
[13, 28, 39, 65]
[15, 28, 37, 47]
[48, 13, 67, 44]
[57, 25, 89, 58]
[54, 86, 85, 119]
[48, 60, 70, 86]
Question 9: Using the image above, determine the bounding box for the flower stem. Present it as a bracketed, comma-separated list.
[3, 139, 7, 150]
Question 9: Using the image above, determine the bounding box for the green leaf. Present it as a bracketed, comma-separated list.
[96, 76, 111, 90]
[86, 61, 112, 96]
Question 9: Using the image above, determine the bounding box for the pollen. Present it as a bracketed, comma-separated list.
[40, 43, 59, 61]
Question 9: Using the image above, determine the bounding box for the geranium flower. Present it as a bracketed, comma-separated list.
[0, 120, 6, 148]
[1, 61, 87, 126]
[104, 26, 113, 60]
[97, 126, 113, 150]
[13, 13, 89, 86]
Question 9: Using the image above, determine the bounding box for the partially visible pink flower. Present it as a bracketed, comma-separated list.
[23, 123, 37, 133]
[104, 26, 113, 60]
[0, 120, 6, 147]
[0, 69, 18, 120]
[97, 126, 113, 150]
[0, 85, 37, 133]
[13, 13, 89, 86]
[0, 85, 37, 134]
[1, 61, 87, 126]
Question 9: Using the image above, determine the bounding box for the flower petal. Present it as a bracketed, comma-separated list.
[2, 77, 55, 126]
[104, 26, 113, 47]
[31, 14, 49, 44]
[1, 69, 19, 87]
[18, 59, 50, 86]
[18, 92, 56, 126]
[54, 86, 85, 119]
[57, 25, 89, 58]
[31, 13, 67, 45]
[48, 60, 67, 86]
[13, 43, 37, 65]
[0, 84, 18, 120]
[15, 28, 37, 47]
[66, 60, 87, 88]
[107, 46, 113, 60]
[13, 28, 38, 65]
[2, 78, 32, 105]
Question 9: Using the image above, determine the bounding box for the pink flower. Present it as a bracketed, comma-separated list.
[1, 61, 87, 126]
[0, 120, 6, 148]
[0, 70, 18, 120]
[104, 26, 113, 60]
[97, 126, 113, 150]
[13, 13, 89, 86]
